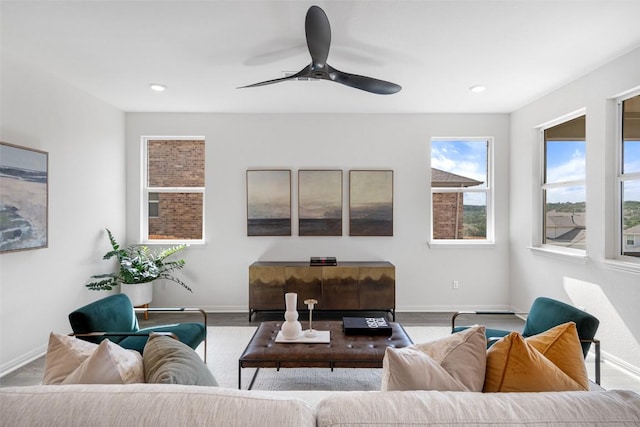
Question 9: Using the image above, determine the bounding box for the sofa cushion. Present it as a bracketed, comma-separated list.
[314, 389, 640, 426]
[143, 334, 217, 386]
[381, 325, 486, 391]
[0, 384, 316, 427]
[484, 322, 588, 392]
[61, 339, 144, 384]
[43, 332, 98, 385]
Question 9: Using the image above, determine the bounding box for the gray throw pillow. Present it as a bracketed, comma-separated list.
[143, 334, 217, 386]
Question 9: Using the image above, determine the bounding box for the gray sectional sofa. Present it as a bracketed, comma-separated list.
[2, 383, 640, 426]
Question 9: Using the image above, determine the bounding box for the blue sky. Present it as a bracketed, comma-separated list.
[545, 141, 585, 183]
[545, 141, 586, 203]
[431, 139, 487, 206]
[624, 140, 640, 174]
[431, 140, 487, 184]
[545, 140, 640, 203]
[624, 140, 640, 204]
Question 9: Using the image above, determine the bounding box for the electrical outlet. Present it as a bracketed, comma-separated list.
[452, 280, 459, 289]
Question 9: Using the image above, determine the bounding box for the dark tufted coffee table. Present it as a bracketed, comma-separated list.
[238, 320, 413, 389]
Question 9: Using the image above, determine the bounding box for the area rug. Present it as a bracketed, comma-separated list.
[201, 325, 450, 391]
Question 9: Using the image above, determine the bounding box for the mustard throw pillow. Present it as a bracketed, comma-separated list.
[526, 321, 589, 390]
[382, 325, 486, 391]
[484, 322, 589, 392]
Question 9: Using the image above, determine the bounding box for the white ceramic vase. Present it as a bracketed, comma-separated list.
[120, 282, 153, 306]
[281, 292, 303, 339]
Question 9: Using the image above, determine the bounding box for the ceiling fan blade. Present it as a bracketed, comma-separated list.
[328, 66, 402, 95]
[305, 5, 331, 67]
[237, 76, 295, 89]
[238, 66, 313, 89]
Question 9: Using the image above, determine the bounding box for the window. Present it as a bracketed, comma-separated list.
[619, 93, 640, 258]
[142, 138, 205, 243]
[541, 115, 586, 251]
[430, 138, 493, 243]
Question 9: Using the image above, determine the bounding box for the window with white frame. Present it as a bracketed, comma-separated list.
[142, 138, 205, 243]
[619, 93, 640, 258]
[430, 138, 493, 242]
[541, 115, 586, 251]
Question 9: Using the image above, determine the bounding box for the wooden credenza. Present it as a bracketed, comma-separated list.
[248, 261, 395, 321]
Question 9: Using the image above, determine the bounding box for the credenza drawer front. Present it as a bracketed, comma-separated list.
[358, 266, 395, 310]
[285, 267, 322, 310]
[249, 266, 285, 309]
[321, 266, 359, 310]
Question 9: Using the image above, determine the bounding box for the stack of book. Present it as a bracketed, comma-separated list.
[310, 257, 337, 266]
[343, 317, 393, 336]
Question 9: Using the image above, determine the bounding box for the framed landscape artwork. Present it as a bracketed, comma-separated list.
[0, 142, 49, 253]
[246, 169, 291, 236]
[349, 170, 393, 236]
[298, 170, 342, 236]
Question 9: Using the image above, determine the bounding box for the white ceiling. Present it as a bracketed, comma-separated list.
[2, 0, 640, 114]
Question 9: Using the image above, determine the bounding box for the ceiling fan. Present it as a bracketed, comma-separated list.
[238, 5, 402, 95]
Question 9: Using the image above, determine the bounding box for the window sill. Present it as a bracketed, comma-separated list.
[528, 246, 589, 264]
[603, 259, 640, 276]
[428, 241, 495, 249]
[141, 240, 206, 246]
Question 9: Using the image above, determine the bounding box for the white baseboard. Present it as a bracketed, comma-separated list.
[601, 349, 640, 378]
[0, 345, 46, 378]
[189, 305, 248, 313]
[396, 304, 512, 312]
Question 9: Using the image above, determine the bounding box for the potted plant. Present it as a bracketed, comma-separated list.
[86, 229, 192, 305]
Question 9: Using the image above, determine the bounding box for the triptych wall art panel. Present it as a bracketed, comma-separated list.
[298, 170, 342, 236]
[246, 170, 292, 236]
[349, 170, 394, 236]
[246, 169, 393, 237]
[0, 142, 49, 253]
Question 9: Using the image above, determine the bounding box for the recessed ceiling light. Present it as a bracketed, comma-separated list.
[149, 83, 167, 92]
[469, 85, 486, 93]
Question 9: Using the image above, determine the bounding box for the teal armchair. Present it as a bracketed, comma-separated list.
[69, 294, 207, 362]
[451, 296, 600, 384]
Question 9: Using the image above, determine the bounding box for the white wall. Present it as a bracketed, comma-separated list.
[510, 47, 640, 372]
[0, 54, 126, 373]
[126, 113, 511, 313]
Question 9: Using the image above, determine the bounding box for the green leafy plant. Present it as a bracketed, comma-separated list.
[86, 229, 192, 292]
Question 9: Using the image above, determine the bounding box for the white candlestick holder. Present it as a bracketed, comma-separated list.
[304, 299, 318, 337]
